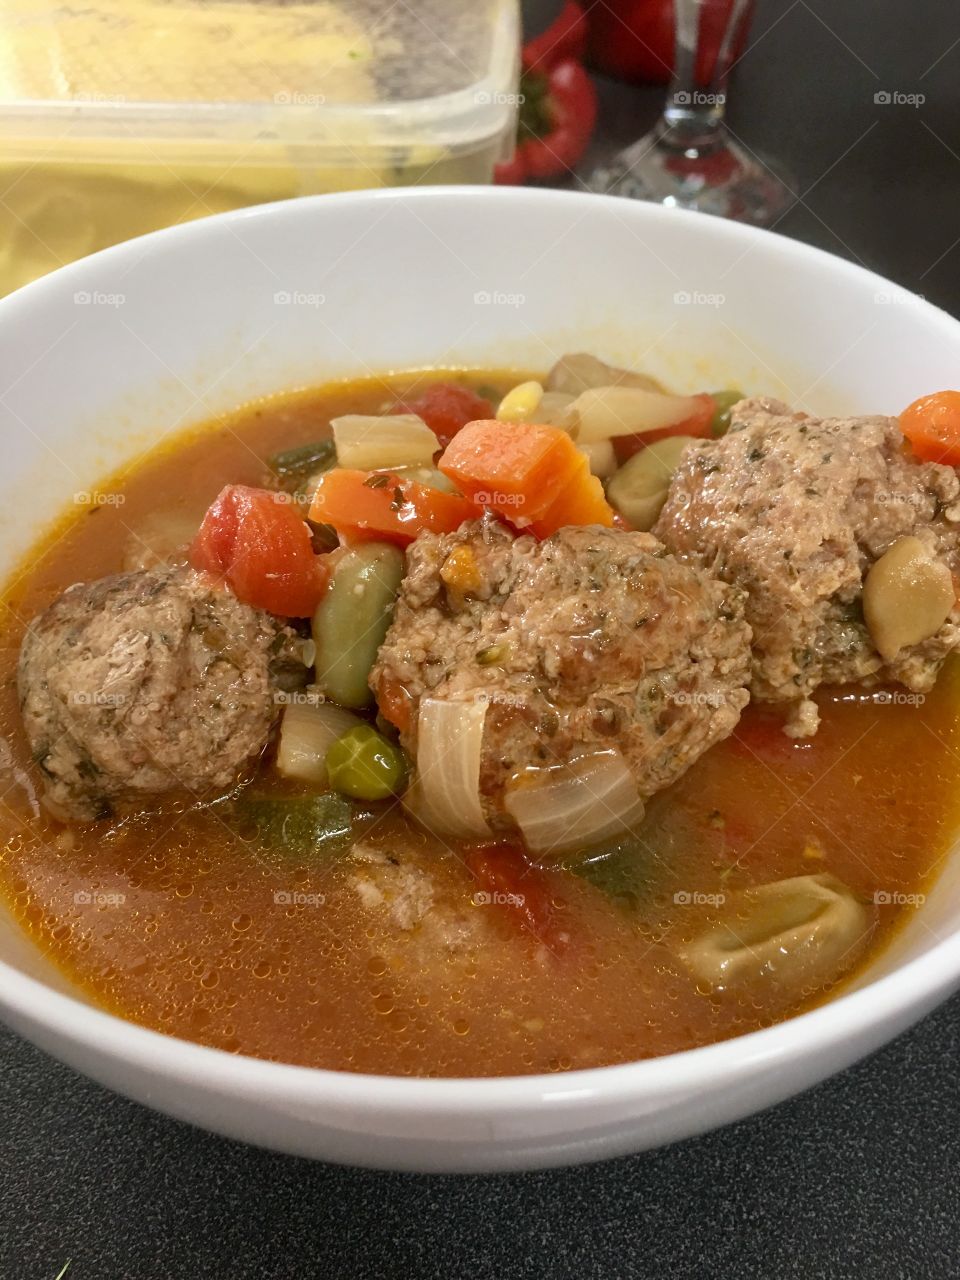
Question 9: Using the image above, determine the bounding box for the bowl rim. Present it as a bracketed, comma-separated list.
[2, 183, 960, 1113]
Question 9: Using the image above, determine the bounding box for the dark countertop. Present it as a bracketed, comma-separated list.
[3, 1, 960, 1277]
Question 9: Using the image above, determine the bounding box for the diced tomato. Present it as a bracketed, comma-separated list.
[613, 393, 716, 463]
[900, 391, 960, 466]
[396, 382, 495, 450]
[189, 484, 328, 617]
[439, 419, 615, 537]
[466, 843, 570, 952]
[375, 676, 414, 735]
[308, 469, 476, 546]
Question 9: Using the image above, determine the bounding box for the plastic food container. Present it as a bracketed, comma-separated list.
[0, 0, 520, 294]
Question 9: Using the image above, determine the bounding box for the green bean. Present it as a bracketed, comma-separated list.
[325, 724, 407, 801]
[312, 541, 405, 707]
[708, 390, 744, 436]
[268, 439, 336, 487]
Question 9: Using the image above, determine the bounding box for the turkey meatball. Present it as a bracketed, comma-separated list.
[372, 518, 751, 836]
[654, 397, 960, 734]
[18, 566, 304, 821]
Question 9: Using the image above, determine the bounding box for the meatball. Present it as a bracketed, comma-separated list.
[18, 567, 304, 821]
[372, 518, 751, 832]
[654, 397, 960, 734]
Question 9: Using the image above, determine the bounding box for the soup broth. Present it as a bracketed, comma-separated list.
[0, 372, 956, 1076]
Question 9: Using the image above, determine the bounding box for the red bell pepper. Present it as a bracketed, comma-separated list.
[495, 2, 598, 184]
[587, 0, 754, 88]
[522, 0, 589, 73]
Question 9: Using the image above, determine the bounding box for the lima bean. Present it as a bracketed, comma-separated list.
[312, 541, 405, 707]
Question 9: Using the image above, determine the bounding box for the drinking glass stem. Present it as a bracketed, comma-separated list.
[656, 0, 750, 153]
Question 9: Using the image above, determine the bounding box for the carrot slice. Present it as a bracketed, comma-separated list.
[438, 419, 615, 536]
[438, 419, 584, 521]
[900, 391, 960, 466]
[527, 451, 615, 538]
[308, 469, 475, 546]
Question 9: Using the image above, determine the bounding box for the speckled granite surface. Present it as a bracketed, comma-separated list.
[4, 1, 960, 1276]
[2, 1000, 959, 1279]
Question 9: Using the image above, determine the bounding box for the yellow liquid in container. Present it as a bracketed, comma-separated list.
[0, 0, 519, 293]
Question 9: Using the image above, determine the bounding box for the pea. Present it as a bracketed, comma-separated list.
[708, 389, 744, 436]
[325, 725, 407, 801]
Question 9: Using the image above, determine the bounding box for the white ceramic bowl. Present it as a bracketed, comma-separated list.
[2, 188, 960, 1174]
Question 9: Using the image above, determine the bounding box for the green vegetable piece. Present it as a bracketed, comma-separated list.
[268, 439, 337, 486]
[325, 724, 407, 801]
[567, 836, 656, 913]
[708, 390, 744, 437]
[236, 791, 353, 854]
[312, 541, 405, 708]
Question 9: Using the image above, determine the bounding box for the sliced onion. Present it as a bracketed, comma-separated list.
[505, 750, 645, 856]
[275, 699, 362, 785]
[578, 439, 618, 479]
[412, 697, 492, 839]
[570, 385, 702, 444]
[546, 353, 664, 397]
[332, 413, 439, 471]
[537, 390, 576, 428]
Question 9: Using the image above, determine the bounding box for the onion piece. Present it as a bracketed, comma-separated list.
[332, 413, 439, 471]
[412, 697, 492, 839]
[569, 385, 703, 444]
[578, 439, 618, 479]
[676, 874, 872, 994]
[275, 699, 362, 785]
[546, 352, 664, 397]
[537, 390, 577, 428]
[505, 750, 646, 856]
